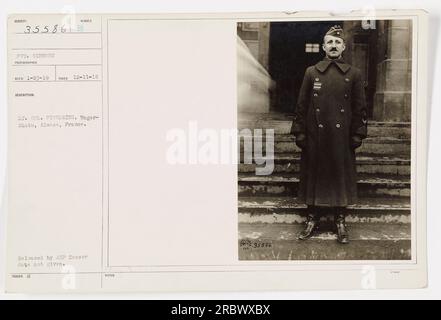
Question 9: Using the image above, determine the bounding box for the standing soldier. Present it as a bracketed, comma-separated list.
[292, 25, 368, 244]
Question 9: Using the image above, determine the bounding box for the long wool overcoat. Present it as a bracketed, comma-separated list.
[292, 57, 368, 207]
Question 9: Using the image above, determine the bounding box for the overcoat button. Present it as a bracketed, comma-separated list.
[340, 109, 345, 113]
[316, 108, 320, 112]
[344, 94, 348, 99]
[336, 124, 341, 128]
[318, 124, 324, 128]
[314, 93, 318, 97]
[345, 78, 350, 82]
[315, 78, 320, 81]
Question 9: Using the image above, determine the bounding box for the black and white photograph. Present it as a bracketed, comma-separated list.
[3, 8, 431, 295]
[238, 20, 413, 260]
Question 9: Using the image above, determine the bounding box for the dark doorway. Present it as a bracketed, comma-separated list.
[268, 21, 343, 113]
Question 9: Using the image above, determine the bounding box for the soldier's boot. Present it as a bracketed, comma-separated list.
[334, 208, 349, 244]
[298, 210, 320, 240]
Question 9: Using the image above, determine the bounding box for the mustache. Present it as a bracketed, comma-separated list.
[330, 48, 338, 51]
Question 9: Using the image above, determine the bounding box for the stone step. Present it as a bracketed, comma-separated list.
[238, 223, 411, 260]
[238, 112, 294, 121]
[238, 119, 293, 134]
[238, 174, 410, 197]
[367, 122, 411, 139]
[239, 154, 410, 175]
[238, 196, 410, 224]
[238, 116, 411, 138]
[239, 135, 411, 156]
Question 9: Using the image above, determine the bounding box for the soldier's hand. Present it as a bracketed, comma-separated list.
[351, 135, 363, 149]
[296, 133, 307, 149]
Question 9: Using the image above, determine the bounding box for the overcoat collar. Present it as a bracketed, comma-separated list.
[315, 57, 351, 74]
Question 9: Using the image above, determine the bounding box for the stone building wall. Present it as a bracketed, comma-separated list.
[373, 20, 412, 122]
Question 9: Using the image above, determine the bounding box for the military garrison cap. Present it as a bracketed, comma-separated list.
[325, 25, 345, 40]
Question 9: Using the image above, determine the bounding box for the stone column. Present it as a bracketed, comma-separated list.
[237, 22, 272, 114]
[257, 22, 270, 71]
[373, 20, 412, 122]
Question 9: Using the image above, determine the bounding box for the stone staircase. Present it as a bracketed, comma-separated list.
[238, 112, 411, 260]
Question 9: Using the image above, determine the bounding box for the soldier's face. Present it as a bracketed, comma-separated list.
[323, 35, 346, 59]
